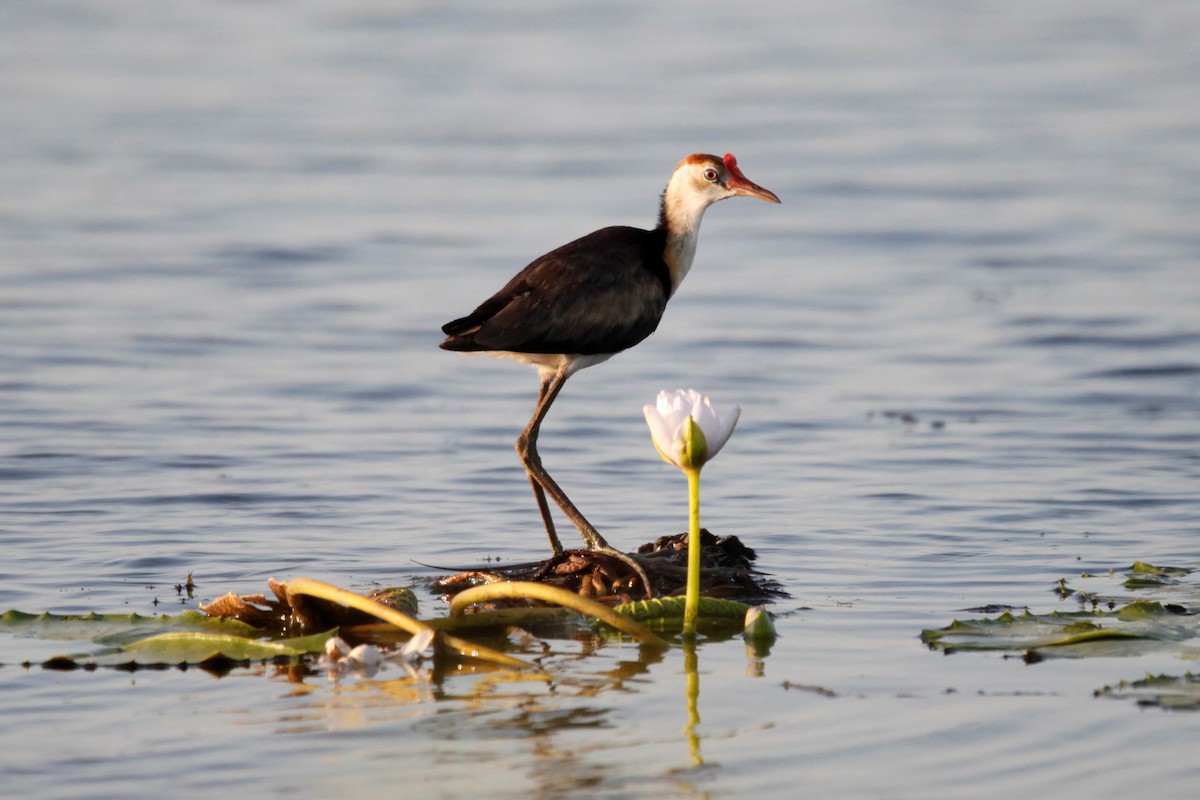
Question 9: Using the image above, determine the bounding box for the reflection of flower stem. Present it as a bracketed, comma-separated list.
[684, 636, 702, 766]
[684, 466, 702, 637]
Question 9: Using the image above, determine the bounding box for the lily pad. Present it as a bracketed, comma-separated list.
[921, 562, 1200, 660]
[111, 629, 335, 665]
[1, 609, 333, 670]
[921, 602, 1194, 658]
[1123, 561, 1195, 591]
[1, 609, 260, 643]
[1096, 673, 1200, 711]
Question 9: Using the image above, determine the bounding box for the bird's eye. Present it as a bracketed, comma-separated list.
[702, 168, 719, 182]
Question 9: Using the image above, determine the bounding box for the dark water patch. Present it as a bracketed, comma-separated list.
[156, 455, 239, 471]
[1044, 390, 1198, 412]
[211, 244, 350, 265]
[1, 505, 108, 517]
[861, 492, 931, 502]
[1, 452, 143, 479]
[817, 228, 1045, 250]
[291, 300, 372, 315]
[0, 467, 57, 481]
[929, 404, 1029, 422]
[683, 335, 831, 351]
[1005, 314, 1138, 329]
[812, 179, 1028, 201]
[972, 254, 1120, 271]
[263, 381, 430, 404]
[123, 491, 335, 508]
[76, 218, 149, 234]
[142, 150, 250, 173]
[889, 352, 990, 366]
[368, 229, 471, 248]
[1018, 332, 1200, 349]
[346, 384, 434, 403]
[1081, 363, 1200, 379]
[18, 353, 128, 369]
[988, 494, 1192, 521]
[1070, 489, 1193, 510]
[981, 507, 1100, 524]
[295, 154, 382, 174]
[119, 554, 198, 571]
[130, 333, 261, 356]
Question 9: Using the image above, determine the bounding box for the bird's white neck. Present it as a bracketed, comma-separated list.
[658, 170, 716, 296]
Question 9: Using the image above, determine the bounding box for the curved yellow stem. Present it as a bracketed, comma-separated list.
[449, 581, 669, 648]
[285, 577, 532, 669]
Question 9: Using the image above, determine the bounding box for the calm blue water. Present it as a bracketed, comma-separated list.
[2, 1, 1199, 797]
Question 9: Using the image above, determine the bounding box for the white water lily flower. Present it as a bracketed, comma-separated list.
[643, 389, 740, 471]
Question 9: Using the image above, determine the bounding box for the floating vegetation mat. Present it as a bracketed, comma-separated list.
[922, 561, 1200, 711]
[430, 530, 785, 605]
[2, 534, 781, 675]
[1095, 673, 1200, 711]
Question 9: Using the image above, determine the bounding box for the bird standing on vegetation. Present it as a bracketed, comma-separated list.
[441, 152, 779, 558]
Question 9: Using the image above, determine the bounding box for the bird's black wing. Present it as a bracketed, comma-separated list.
[441, 226, 671, 356]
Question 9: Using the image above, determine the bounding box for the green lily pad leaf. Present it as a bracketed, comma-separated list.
[1, 609, 259, 644]
[2, 609, 332, 668]
[921, 604, 1186, 657]
[70, 629, 336, 668]
[111, 629, 335, 665]
[1096, 673, 1200, 711]
[1124, 561, 1194, 590]
[922, 562, 1200, 661]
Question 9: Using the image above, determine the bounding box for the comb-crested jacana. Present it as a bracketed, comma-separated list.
[441, 152, 780, 558]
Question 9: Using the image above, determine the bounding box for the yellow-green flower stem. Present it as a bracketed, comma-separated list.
[285, 577, 532, 669]
[449, 581, 669, 648]
[683, 466, 702, 638]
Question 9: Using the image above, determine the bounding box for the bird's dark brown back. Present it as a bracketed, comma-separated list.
[440, 225, 671, 356]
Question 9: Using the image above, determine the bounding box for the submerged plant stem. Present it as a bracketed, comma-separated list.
[285, 577, 531, 668]
[684, 467, 702, 637]
[449, 581, 669, 648]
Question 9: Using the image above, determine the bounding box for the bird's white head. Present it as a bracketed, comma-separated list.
[673, 152, 781, 207]
[659, 153, 780, 292]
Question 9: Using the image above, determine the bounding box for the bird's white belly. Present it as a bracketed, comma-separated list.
[465, 349, 616, 380]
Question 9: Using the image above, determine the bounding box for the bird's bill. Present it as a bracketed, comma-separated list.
[729, 176, 781, 203]
[721, 153, 781, 203]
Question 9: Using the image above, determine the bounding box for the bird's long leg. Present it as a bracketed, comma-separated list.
[517, 368, 609, 551]
[517, 367, 655, 597]
[526, 376, 565, 555]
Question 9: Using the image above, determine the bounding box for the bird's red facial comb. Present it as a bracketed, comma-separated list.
[722, 153, 744, 179]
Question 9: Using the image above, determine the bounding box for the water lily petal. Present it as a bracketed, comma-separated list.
[644, 404, 683, 468]
[644, 389, 740, 471]
[707, 405, 741, 458]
